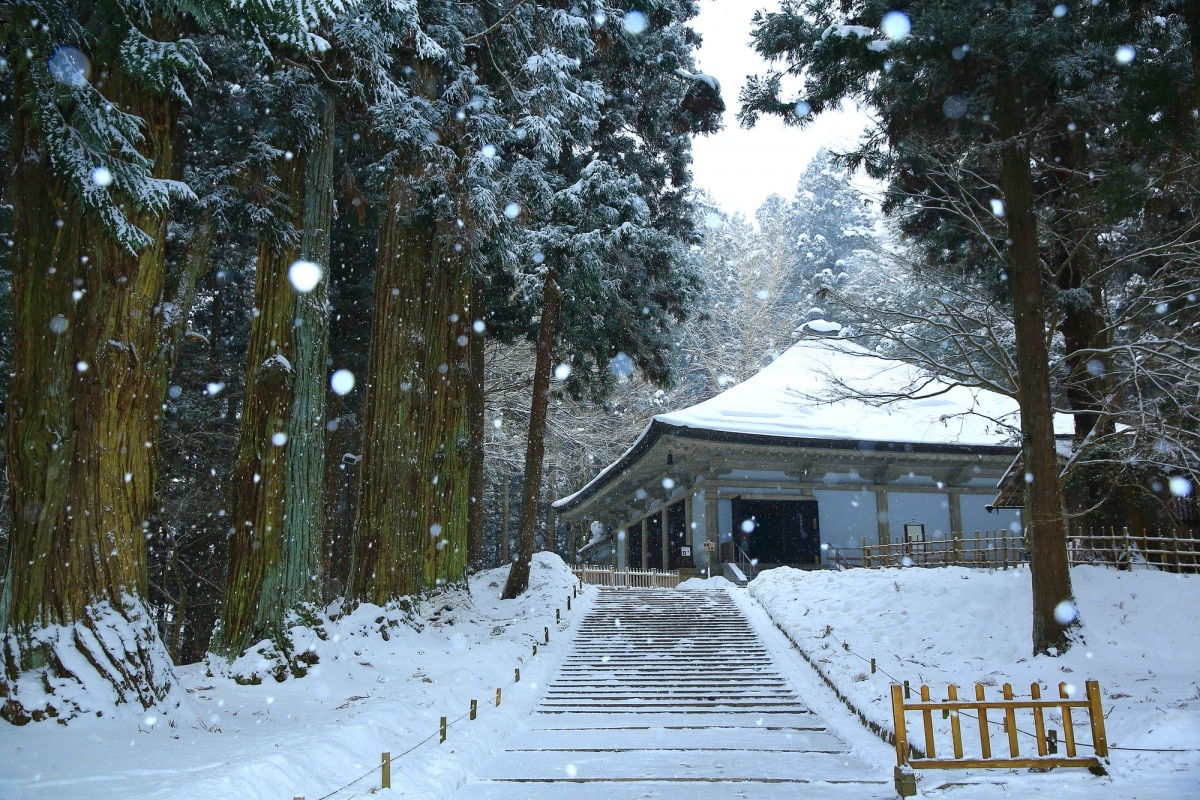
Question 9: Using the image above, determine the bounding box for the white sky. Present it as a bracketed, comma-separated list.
[689, 1, 871, 219]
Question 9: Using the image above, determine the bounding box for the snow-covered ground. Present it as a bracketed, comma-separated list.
[2, 556, 1197, 799]
[748, 564, 1200, 798]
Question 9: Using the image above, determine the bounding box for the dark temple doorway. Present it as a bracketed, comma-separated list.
[732, 498, 821, 566]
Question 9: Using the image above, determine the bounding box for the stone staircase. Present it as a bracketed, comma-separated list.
[452, 586, 891, 798]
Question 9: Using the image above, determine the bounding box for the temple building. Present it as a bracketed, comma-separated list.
[554, 336, 1068, 575]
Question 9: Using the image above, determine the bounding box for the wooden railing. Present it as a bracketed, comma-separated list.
[890, 680, 1109, 797]
[835, 527, 1198, 574]
[1067, 526, 1199, 573]
[859, 530, 1026, 569]
[574, 566, 681, 588]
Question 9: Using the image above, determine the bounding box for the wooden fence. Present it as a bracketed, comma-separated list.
[842, 527, 1198, 574]
[574, 566, 681, 588]
[1067, 526, 1199, 573]
[859, 530, 1027, 569]
[890, 680, 1109, 797]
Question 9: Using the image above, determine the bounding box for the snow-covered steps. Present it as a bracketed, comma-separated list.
[452, 586, 891, 799]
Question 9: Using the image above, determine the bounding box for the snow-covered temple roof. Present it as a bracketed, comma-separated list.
[555, 338, 1072, 513]
[658, 337, 1031, 447]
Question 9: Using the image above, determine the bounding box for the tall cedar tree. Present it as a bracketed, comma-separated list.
[0, 0, 339, 722]
[740, 0, 1096, 655]
[501, 2, 723, 598]
[347, 1, 506, 603]
[211, 71, 335, 673]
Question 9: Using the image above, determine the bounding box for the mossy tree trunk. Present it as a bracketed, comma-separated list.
[2, 59, 183, 723]
[997, 73, 1079, 657]
[348, 186, 474, 603]
[211, 92, 334, 671]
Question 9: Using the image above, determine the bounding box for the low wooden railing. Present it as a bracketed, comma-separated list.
[860, 530, 1026, 569]
[890, 679, 1109, 797]
[836, 527, 1197, 574]
[574, 566, 680, 588]
[1068, 526, 1199, 573]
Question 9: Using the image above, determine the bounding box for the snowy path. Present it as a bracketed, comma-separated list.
[451, 586, 893, 799]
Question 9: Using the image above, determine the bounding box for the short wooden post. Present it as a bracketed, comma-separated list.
[947, 684, 963, 759]
[556, 608, 561, 622]
[439, 716, 447, 743]
[532, 643, 537, 655]
[1003, 684, 1019, 756]
[1059, 682, 1077, 757]
[515, 668, 520, 683]
[920, 684, 936, 758]
[870, 657, 876, 674]
[567, 595, 572, 610]
[976, 684, 992, 759]
[891, 684, 909, 766]
[381, 751, 391, 789]
[1031, 682, 1048, 756]
[470, 699, 477, 720]
[544, 626, 550, 644]
[495, 687, 502, 706]
[1085, 680, 1109, 757]
[903, 680, 911, 699]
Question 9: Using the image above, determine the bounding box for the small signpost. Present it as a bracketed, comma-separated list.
[703, 539, 716, 578]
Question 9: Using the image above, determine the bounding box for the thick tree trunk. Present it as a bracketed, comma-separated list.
[997, 74, 1079, 656]
[503, 274, 562, 599]
[2, 61, 180, 722]
[348, 178, 473, 603]
[211, 91, 334, 672]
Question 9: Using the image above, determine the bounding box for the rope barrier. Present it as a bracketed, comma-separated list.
[301, 590, 581, 799]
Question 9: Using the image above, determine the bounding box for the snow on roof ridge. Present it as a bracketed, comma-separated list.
[653, 337, 1035, 448]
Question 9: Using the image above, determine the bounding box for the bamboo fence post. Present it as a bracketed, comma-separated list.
[439, 716, 447, 744]
[496, 687, 502, 706]
[470, 699, 477, 720]
[381, 751, 391, 789]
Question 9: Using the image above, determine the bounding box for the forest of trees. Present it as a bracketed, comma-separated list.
[0, 0, 725, 722]
[0, 0, 1196, 724]
[741, 0, 1199, 655]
